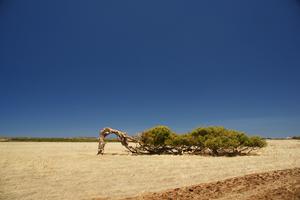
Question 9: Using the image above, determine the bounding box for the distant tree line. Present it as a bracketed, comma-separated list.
[1, 137, 118, 142]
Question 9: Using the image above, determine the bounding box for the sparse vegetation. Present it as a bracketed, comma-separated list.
[2, 126, 267, 156]
[136, 126, 266, 156]
[98, 126, 267, 156]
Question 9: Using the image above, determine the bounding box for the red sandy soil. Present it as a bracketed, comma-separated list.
[118, 168, 300, 200]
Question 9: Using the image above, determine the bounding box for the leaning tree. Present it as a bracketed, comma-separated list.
[97, 127, 140, 155]
[97, 126, 267, 156]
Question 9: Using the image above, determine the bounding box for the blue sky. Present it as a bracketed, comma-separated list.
[1, 0, 300, 137]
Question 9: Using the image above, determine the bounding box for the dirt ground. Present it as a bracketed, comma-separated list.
[0, 140, 299, 200]
[121, 168, 300, 200]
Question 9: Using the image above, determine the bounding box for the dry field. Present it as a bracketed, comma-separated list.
[0, 140, 299, 200]
[122, 168, 300, 200]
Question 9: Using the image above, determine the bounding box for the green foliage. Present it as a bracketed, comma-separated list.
[140, 126, 174, 146]
[247, 136, 267, 148]
[204, 137, 223, 151]
[166, 134, 196, 146]
[139, 126, 267, 156]
[190, 126, 226, 137]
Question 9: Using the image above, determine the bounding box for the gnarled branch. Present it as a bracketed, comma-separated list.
[97, 127, 139, 155]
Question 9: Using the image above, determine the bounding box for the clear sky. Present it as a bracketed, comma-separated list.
[1, 0, 300, 137]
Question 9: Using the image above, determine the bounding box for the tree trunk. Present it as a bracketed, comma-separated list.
[97, 127, 139, 155]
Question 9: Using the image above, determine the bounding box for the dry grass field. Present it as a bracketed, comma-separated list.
[0, 140, 299, 200]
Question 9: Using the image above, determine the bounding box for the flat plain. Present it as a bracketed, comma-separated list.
[0, 140, 299, 200]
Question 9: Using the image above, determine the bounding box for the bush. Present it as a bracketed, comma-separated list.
[137, 126, 266, 156]
[139, 126, 174, 146]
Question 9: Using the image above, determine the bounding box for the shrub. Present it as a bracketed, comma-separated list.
[137, 126, 266, 156]
[189, 127, 267, 155]
[190, 126, 226, 137]
[139, 126, 174, 146]
[247, 136, 267, 148]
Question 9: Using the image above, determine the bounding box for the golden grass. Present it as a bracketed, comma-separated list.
[0, 140, 299, 200]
